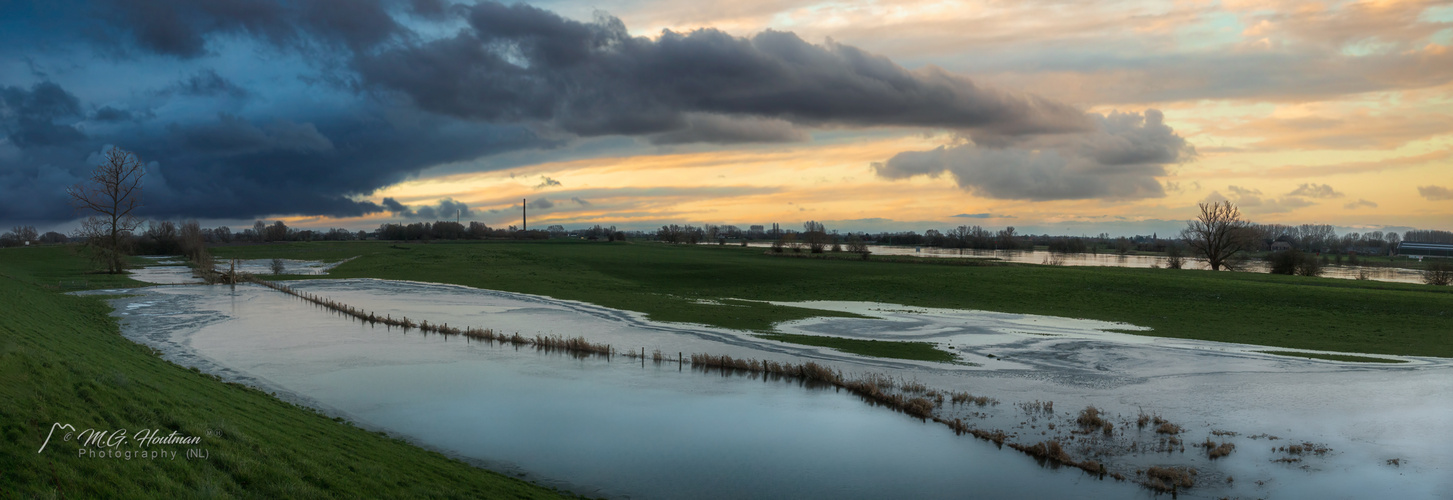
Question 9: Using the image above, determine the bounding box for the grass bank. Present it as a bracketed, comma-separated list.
[0, 246, 567, 498]
[210, 240, 1453, 358]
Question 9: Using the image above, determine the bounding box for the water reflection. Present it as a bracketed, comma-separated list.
[742, 243, 1426, 284]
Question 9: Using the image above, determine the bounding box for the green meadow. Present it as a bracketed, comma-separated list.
[0, 246, 567, 498]
[210, 239, 1453, 359]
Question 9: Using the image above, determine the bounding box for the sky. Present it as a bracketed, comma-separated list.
[1, 0, 1450, 236]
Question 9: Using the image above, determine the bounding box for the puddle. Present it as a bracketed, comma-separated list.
[83, 275, 1453, 498]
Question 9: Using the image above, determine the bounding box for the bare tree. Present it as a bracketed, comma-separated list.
[271, 258, 287, 276]
[1181, 201, 1255, 271]
[10, 225, 38, 243]
[803, 221, 829, 253]
[67, 148, 145, 273]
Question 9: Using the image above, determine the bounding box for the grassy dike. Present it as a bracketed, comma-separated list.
[212, 239, 1453, 359]
[0, 246, 568, 498]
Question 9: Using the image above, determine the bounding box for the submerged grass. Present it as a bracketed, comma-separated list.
[1256, 350, 1408, 363]
[210, 240, 1453, 358]
[0, 247, 567, 498]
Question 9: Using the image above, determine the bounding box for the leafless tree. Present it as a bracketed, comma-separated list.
[1181, 201, 1255, 271]
[67, 148, 145, 273]
[10, 225, 38, 243]
[803, 221, 829, 253]
[271, 258, 287, 276]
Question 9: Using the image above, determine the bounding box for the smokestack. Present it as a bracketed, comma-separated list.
[523, 198, 527, 231]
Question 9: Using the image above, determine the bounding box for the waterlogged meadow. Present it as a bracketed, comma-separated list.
[95, 258, 1453, 499]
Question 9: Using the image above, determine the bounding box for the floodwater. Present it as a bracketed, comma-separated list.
[90, 273, 1453, 498]
[741, 242, 1428, 284]
[128, 257, 346, 285]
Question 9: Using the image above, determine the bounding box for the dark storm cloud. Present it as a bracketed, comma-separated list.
[1, 81, 86, 148]
[875, 110, 1191, 201]
[92, 106, 136, 122]
[0, 79, 546, 221]
[647, 114, 809, 145]
[168, 69, 249, 98]
[95, 0, 402, 58]
[0, 0, 1114, 224]
[353, 1, 1090, 140]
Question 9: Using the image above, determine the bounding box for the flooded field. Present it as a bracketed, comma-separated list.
[129, 257, 348, 285]
[90, 271, 1452, 498]
[742, 243, 1429, 284]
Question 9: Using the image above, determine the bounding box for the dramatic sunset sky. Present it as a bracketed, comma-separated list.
[2, 0, 1450, 235]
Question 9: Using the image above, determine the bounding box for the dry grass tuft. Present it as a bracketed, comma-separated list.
[1156, 422, 1183, 435]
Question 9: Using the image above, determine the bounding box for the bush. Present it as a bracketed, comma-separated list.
[1268, 250, 1322, 277]
[1424, 262, 1452, 286]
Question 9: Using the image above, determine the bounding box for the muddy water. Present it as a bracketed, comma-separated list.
[741, 243, 1428, 284]
[94, 277, 1453, 499]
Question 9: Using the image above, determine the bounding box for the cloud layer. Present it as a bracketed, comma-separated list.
[873, 109, 1191, 200]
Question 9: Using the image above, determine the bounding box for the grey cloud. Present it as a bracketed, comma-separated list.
[381, 197, 407, 212]
[380, 197, 473, 220]
[1343, 199, 1378, 209]
[1289, 183, 1343, 198]
[353, 2, 1089, 143]
[950, 213, 1014, 219]
[1419, 185, 1453, 201]
[536, 176, 562, 189]
[528, 198, 555, 209]
[570, 197, 591, 206]
[875, 109, 1189, 201]
[648, 114, 809, 145]
[1206, 187, 1315, 214]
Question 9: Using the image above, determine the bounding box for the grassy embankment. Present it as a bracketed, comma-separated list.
[0, 246, 567, 498]
[211, 240, 1453, 359]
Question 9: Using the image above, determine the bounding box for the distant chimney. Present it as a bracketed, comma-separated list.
[523, 198, 527, 231]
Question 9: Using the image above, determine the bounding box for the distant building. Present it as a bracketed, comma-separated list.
[1270, 241, 1292, 252]
[749, 225, 766, 239]
[1398, 241, 1453, 258]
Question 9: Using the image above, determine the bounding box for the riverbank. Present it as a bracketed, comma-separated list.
[0, 246, 568, 498]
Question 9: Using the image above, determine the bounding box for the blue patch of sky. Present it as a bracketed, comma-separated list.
[1174, 11, 1243, 52]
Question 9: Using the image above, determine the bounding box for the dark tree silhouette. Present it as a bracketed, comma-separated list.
[1181, 201, 1254, 271]
[67, 148, 144, 273]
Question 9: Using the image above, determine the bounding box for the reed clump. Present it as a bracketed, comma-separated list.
[1199, 438, 1235, 459]
[1076, 406, 1107, 429]
[1009, 440, 1108, 475]
[1142, 466, 1195, 492]
[950, 391, 998, 406]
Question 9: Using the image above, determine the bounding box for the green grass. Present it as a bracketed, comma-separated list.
[209, 240, 1453, 358]
[1256, 351, 1407, 363]
[0, 246, 567, 498]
